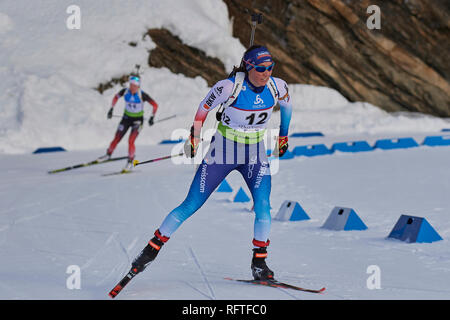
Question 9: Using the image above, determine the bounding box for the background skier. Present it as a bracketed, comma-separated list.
[98, 75, 159, 171]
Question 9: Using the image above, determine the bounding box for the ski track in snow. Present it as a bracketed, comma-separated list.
[0, 141, 449, 299]
[188, 246, 216, 300]
[182, 280, 216, 300]
[0, 193, 102, 233]
[81, 232, 118, 270]
[0, 201, 41, 216]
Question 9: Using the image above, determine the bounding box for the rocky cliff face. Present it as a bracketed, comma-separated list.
[99, 0, 449, 117]
[146, 29, 227, 87]
[96, 28, 227, 93]
[224, 0, 450, 117]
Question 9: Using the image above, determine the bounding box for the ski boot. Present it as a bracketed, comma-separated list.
[122, 159, 134, 172]
[97, 152, 111, 162]
[130, 230, 169, 274]
[251, 244, 274, 280]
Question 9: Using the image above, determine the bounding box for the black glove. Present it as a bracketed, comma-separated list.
[148, 116, 154, 126]
[216, 110, 223, 121]
[107, 108, 113, 119]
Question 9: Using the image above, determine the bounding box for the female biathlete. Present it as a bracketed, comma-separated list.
[98, 75, 158, 171]
[130, 45, 292, 280]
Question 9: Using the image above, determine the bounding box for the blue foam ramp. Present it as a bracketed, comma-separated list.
[290, 132, 324, 138]
[216, 179, 233, 192]
[374, 137, 419, 150]
[279, 150, 295, 160]
[293, 144, 333, 157]
[332, 141, 373, 153]
[422, 135, 450, 147]
[33, 147, 66, 154]
[159, 139, 185, 144]
[274, 200, 310, 221]
[441, 129, 450, 132]
[233, 187, 251, 203]
[387, 215, 442, 243]
[322, 207, 368, 231]
[266, 150, 295, 159]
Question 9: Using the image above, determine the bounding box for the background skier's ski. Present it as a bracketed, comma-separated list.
[48, 156, 128, 174]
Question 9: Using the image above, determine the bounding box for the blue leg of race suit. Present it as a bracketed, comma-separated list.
[158, 133, 272, 243]
[237, 162, 271, 244]
[158, 160, 236, 237]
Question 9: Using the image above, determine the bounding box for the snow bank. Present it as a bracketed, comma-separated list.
[0, 0, 448, 154]
[0, 0, 242, 154]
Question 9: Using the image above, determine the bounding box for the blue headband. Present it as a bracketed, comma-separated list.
[243, 46, 273, 71]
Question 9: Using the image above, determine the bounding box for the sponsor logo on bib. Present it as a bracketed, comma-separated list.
[255, 95, 264, 105]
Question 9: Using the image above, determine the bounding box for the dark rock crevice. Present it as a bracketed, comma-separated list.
[96, 28, 228, 93]
[146, 28, 227, 87]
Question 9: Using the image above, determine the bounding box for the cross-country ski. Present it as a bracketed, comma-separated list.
[48, 156, 128, 174]
[101, 169, 135, 176]
[224, 277, 326, 294]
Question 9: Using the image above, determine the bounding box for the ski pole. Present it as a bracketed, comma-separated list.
[154, 114, 177, 123]
[112, 114, 176, 123]
[249, 13, 263, 47]
[133, 151, 185, 167]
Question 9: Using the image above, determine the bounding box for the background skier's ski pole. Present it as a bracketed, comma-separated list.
[154, 114, 177, 123]
[133, 151, 184, 167]
[112, 114, 177, 123]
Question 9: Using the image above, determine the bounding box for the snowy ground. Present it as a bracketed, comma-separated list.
[0, 135, 449, 300]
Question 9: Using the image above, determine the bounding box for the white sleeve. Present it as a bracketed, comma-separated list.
[273, 77, 291, 105]
[198, 79, 234, 112]
[273, 77, 292, 137]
